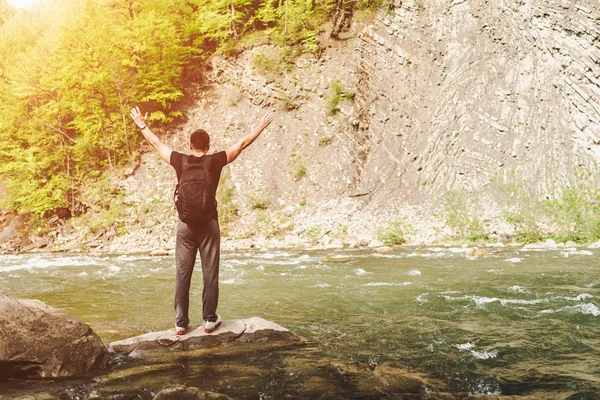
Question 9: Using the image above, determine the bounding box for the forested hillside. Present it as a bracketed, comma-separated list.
[0, 0, 377, 216]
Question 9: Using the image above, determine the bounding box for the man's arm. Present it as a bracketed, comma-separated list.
[130, 106, 172, 164]
[226, 111, 275, 164]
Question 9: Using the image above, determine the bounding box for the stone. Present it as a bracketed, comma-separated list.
[108, 317, 301, 355]
[12, 394, 59, 400]
[464, 247, 489, 257]
[589, 240, 600, 249]
[367, 239, 384, 248]
[545, 239, 558, 248]
[375, 245, 394, 253]
[565, 240, 577, 247]
[153, 386, 233, 400]
[523, 243, 546, 250]
[150, 249, 169, 256]
[0, 294, 109, 379]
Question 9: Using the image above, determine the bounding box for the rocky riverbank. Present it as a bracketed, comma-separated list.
[3, 202, 600, 257]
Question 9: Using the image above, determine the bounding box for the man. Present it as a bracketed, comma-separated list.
[130, 106, 275, 334]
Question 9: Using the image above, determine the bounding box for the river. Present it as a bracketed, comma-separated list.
[1, 247, 599, 399]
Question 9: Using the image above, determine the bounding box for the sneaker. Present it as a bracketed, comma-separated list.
[175, 326, 186, 335]
[204, 315, 222, 333]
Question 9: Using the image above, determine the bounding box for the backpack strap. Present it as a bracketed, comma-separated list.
[200, 154, 213, 170]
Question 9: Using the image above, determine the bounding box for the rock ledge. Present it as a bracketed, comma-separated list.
[108, 317, 300, 355]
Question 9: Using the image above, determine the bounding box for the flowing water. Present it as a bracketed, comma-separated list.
[1, 247, 599, 399]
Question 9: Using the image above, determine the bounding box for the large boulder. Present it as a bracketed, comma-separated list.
[0, 294, 109, 378]
[108, 317, 300, 355]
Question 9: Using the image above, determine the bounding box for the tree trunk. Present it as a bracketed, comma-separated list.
[230, 2, 238, 42]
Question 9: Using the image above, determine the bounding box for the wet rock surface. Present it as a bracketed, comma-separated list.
[108, 317, 301, 355]
[1, 340, 584, 399]
[152, 386, 233, 400]
[0, 294, 109, 379]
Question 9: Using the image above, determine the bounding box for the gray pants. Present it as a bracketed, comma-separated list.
[174, 219, 220, 328]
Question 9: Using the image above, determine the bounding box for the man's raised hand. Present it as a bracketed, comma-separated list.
[260, 111, 275, 130]
[130, 106, 148, 129]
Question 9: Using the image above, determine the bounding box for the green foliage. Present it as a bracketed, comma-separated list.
[490, 174, 546, 243]
[0, 0, 189, 216]
[485, 171, 600, 244]
[319, 135, 332, 146]
[250, 193, 269, 210]
[88, 206, 128, 236]
[301, 29, 319, 53]
[252, 48, 289, 77]
[224, 84, 242, 106]
[0, 0, 382, 217]
[442, 191, 487, 242]
[216, 171, 239, 225]
[75, 172, 127, 235]
[415, 0, 425, 14]
[326, 79, 355, 115]
[277, 93, 298, 110]
[378, 219, 408, 245]
[293, 160, 307, 181]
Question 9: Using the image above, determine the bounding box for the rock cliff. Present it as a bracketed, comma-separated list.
[162, 0, 600, 244]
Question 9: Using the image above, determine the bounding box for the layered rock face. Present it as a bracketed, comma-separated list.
[0, 294, 109, 378]
[178, 0, 600, 235]
[353, 0, 600, 204]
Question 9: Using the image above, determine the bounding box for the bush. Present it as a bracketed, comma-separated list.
[216, 171, 238, 225]
[378, 219, 409, 245]
[442, 191, 488, 242]
[326, 79, 355, 115]
[250, 193, 269, 210]
[293, 161, 307, 181]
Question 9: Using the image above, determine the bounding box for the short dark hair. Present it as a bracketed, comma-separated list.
[190, 129, 210, 151]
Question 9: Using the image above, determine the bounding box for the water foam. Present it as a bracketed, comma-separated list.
[363, 282, 412, 287]
[406, 269, 422, 276]
[415, 293, 429, 304]
[471, 350, 498, 359]
[505, 257, 523, 263]
[556, 293, 593, 301]
[407, 252, 434, 258]
[507, 285, 529, 293]
[0, 255, 97, 273]
[574, 303, 600, 316]
[456, 343, 475, 351]
[444, 295, 545, 307]
[95, 265, 121, 279]
[221, 278, 244, 285]
[431, 247, 468, 253]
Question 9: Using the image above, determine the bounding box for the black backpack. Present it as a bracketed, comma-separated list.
[174, 155, 216, 224]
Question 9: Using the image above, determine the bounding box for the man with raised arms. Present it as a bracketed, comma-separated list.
[130, 106, 275, 334]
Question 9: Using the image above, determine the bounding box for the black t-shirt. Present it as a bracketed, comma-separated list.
[170, 150, 228, 221]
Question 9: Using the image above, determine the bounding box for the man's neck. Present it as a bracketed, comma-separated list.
[191, 149, 208, 157]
